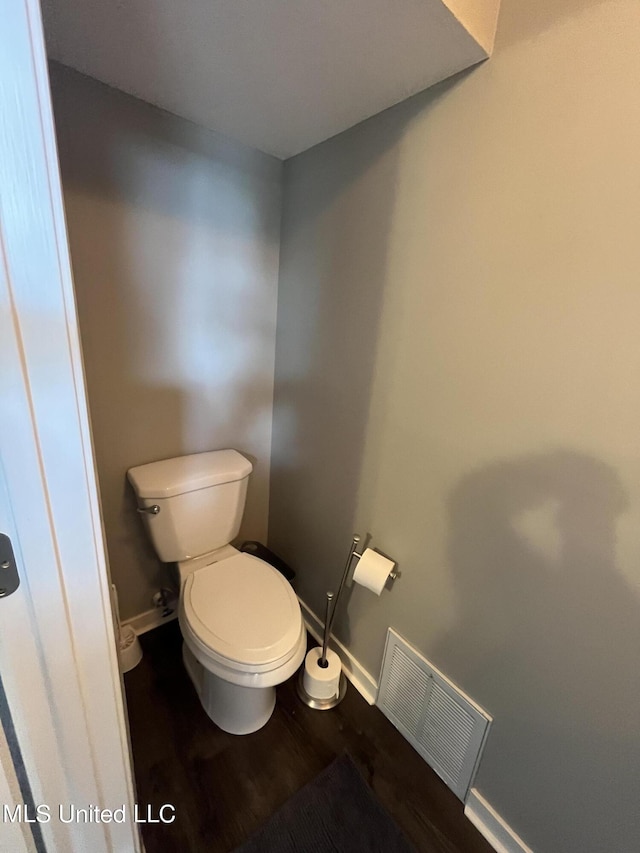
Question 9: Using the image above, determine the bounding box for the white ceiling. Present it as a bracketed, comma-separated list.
[42, 0, 500, 159]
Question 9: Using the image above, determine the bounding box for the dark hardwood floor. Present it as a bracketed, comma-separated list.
[124, 621, 493, 853]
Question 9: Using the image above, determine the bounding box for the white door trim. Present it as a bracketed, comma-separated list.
[0, 1, 140, 850]
[0, 713, 34, 853]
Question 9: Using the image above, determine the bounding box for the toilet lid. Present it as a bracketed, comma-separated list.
[182, 553, 302, 667]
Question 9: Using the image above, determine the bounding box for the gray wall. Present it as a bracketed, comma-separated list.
[50, 64, 282, 620]
[269, 1, 640, 851]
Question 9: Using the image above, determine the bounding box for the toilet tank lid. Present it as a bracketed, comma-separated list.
[127, 450, 252, 499]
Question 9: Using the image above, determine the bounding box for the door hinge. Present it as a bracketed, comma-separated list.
[0, 533, 20, 598]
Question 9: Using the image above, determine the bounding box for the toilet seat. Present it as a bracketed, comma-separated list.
[181, 552, 303, 675]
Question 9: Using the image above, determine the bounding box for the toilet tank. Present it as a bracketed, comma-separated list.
[127, 450, 253, 563]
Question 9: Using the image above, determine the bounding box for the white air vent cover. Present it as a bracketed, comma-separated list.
[377, 629, 491, 801]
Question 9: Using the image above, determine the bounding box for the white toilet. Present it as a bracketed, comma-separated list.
[127, 449, 306, 735]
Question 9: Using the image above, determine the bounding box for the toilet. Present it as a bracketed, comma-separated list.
[127, 449, 306, 734]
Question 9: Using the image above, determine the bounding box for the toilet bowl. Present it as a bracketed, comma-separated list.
[178, 549, 306, 734]
[127, 450, 305, 734]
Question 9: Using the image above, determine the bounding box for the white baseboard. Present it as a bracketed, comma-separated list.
[122, 606, 178, 636]
[297, 597, 378, 705]
[465, 788, 534, 853]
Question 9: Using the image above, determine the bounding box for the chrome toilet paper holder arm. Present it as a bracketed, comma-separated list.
[321, 534, 398, 667]
[319, 536, 359, 667]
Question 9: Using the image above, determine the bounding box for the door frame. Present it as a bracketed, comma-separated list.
[0, 1, 140, 850]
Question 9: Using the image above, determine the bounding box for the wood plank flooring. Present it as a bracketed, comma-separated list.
[124, 621, 493, 853]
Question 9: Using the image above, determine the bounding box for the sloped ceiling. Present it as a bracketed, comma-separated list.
[42, 0, 500, 159]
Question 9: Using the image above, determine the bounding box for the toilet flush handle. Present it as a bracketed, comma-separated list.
[137, 504, 160, 515]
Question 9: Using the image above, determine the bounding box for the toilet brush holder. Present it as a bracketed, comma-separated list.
[119, 624, 143, 673]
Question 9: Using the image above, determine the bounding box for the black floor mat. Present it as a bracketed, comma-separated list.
[234, 754, 416, 853]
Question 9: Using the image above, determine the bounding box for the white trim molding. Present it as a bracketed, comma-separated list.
[0, 1, 140, 849]
[297, 597, 378, 704]
[465, 788, 534, 853]
[123, 606, 178, 637]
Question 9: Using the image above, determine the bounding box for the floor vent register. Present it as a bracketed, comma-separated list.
[377, 629, 491, 801]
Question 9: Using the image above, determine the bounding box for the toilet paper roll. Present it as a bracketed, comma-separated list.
[353, 548, 396, 595]
[302, 647, 341, 701]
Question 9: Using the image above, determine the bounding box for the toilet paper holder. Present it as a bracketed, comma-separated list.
[326, 535, 397, 645]
[297, 534, 398, 710]
[350, 537, 398, 581]
[324, 535, 398, 664]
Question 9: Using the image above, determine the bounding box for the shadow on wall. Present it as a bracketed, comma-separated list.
[268, 68, 474, 621]
[442, 450, 640, 852]
[49, 63, 281, 620]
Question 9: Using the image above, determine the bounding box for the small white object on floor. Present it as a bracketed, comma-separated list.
[119, 624, 143, 673]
